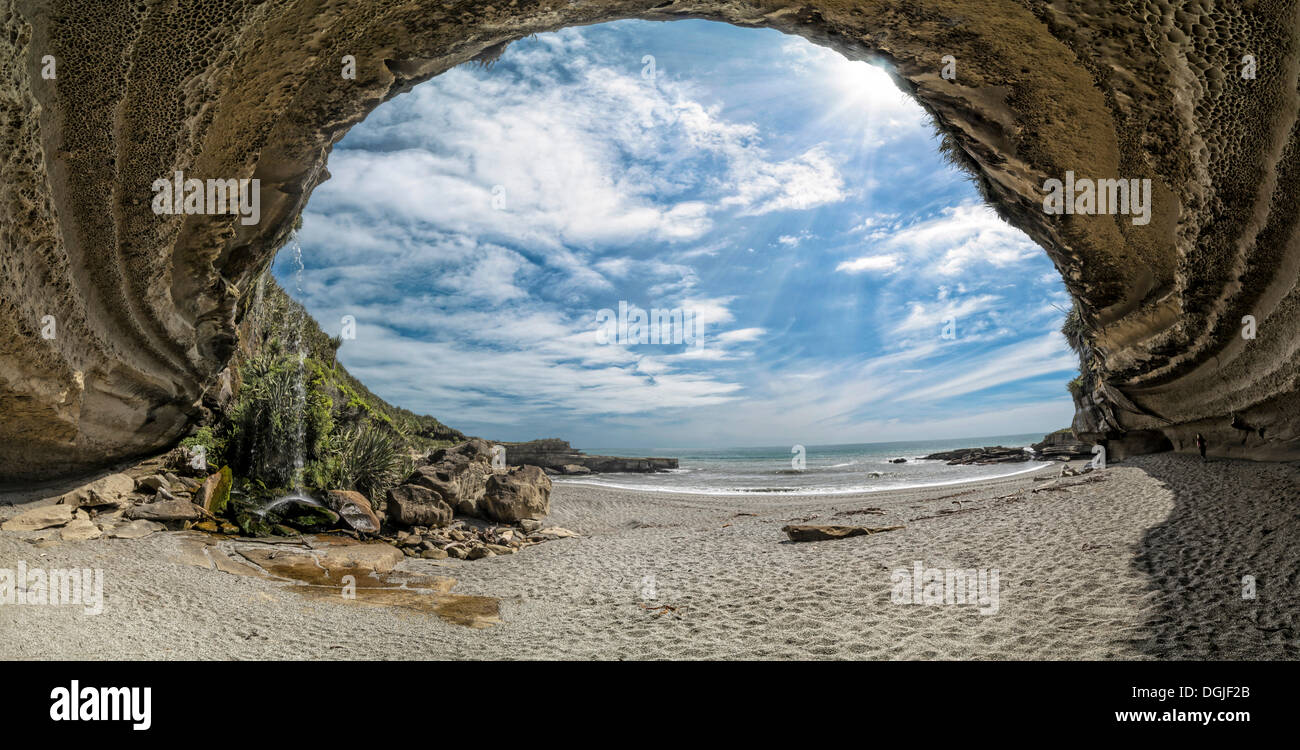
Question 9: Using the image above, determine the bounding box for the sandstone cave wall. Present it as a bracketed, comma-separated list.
[2, 0, 1300, 480]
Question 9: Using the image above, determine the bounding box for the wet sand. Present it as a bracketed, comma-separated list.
[2, 453, 1296, 660]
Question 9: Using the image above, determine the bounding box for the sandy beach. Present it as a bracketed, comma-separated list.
[2, 453, 1296, 660]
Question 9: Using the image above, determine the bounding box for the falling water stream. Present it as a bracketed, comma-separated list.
[263, 235, 313, 518]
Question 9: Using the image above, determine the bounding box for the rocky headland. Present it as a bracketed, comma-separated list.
[502, 439, 678, 475]
[923, 429, 1096, 465]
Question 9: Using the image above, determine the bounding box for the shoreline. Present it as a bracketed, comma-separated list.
[552, 459, 1056, 497]
[2, 453, 1297, 660]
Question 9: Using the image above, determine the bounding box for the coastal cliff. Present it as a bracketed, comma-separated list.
[4, 1, 1300, 479]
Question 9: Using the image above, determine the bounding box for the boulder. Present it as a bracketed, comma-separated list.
[274, 498, 340, 529]
[136, 474, 171, 493]
[325, 490, 381, 533]
[560, 464, 591, 475]
[2, 504, 76, 531]
[193, 466, 233, 515]
[61, 518, 103, 541]
[58, 473, 136, 509]
[781, 524, 904, 542]
[407, 439, 495, 516]
[126, 500, 204, 522]
[386, 484, 453, 528]
[481, 465, 552, 523]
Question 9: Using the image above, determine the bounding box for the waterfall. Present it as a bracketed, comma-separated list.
[284, 235, 309, 495]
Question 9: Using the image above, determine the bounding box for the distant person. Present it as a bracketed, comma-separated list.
[1195, 432, 1207, 462]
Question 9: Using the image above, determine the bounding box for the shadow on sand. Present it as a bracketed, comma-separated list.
[1129, 453, 1300, 659]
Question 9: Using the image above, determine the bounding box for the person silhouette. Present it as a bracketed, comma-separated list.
[1195, 432, 1207, 462]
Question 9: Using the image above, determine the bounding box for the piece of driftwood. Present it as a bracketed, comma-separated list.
[781, 524, 904, 542]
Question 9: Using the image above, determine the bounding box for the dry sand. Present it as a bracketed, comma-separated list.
[2, 453, 1296, 660]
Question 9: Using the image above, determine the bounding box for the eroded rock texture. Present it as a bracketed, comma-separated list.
[2, 0, 1299, 480]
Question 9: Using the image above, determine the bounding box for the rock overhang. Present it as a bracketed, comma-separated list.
[2, 0, 1299, 480]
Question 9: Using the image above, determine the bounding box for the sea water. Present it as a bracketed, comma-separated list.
[552, 434, 1050, 496]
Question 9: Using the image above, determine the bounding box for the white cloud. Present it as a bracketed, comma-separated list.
[836, 254, 901, 274]
[840, 201, 1041, 277]
[715, 327, 767, 344]
[285, 24, 1074, 446]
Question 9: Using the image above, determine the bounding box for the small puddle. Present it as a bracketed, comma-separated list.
[172, 532, 501, 628]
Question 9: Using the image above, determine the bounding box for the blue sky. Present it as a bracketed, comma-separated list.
[278, 20, 1077, 452]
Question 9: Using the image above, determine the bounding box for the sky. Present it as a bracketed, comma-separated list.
[277, 20, 1078, 453]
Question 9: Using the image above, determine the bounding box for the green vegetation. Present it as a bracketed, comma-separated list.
[306, 424, 414, 499]
[1060, 301, 1092, 399]
[196, 272, 464, 507]
[225, 352, 333, 488]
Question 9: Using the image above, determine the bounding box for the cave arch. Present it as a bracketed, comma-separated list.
[2, 0, 1299, 480]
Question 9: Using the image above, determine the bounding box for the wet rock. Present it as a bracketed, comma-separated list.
[481, 465, 552, 523]
[325, 490, 381, 533]
[890, 457, 907, 463]
[314, 542, 405, 574]
[386, 484, 453, 528]
[781, 524, 904, 542]
[420, 548, 448, 560]
[274, 498, 340, 529]
[467, 546, 495, 560]
[2, 504, 76, 531]
[194, 520, 220, 533]
[232, 508, 274, 538]
[445, 544, 469, 560]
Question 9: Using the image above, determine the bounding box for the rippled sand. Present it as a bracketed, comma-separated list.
[2, 453, 1296, 660]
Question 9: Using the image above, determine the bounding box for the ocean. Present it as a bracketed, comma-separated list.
[554, 433, 1050, 496]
